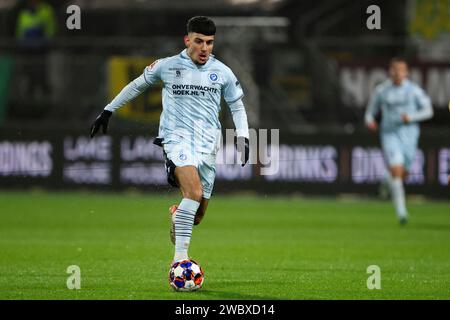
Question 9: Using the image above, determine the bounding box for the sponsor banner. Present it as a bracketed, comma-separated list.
[264, 145, 338, 183]
[63, 136, 112, 185]
[351, 147, 425, 185]
[0, 128, 448, 197]
[119, 136, 166, 185]
[0, 140, 53, 177]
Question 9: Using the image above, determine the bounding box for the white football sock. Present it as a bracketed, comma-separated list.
[379, 170, 393, 198]
[382, 171, 393, 187]
[390, 177, 408, 219]
[173, 198, 200, 262]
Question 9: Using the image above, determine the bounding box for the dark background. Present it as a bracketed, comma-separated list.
[0, 0, 448, 197]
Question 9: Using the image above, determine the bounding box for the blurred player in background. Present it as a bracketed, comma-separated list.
[90, 16, 249, 263]
[365, 57, 433, 225]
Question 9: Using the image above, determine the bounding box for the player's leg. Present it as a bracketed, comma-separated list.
[195, 198, 209, 225]
[171, 165, 202, 262]
[169, 197, 208, 243]
[381, 133, 408, 223]
[194, 153, 216, 225]
[175, 165, 203, 202]
[396, 134, 419, 224]
[389, 164, 408, 224]
[390, 164, 406, 178]
[162, 138, 203, 249]
[378, 170, 392, 200]
[173, 153, 215, 228]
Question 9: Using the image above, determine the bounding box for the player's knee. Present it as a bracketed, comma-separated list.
[391, 172, 401, 179]
[391, 169, 403, 179]
[390, 165, 405, 179]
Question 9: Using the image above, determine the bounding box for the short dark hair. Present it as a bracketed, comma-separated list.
[186, 16, 216, 36]
[389, 57, 408, 67]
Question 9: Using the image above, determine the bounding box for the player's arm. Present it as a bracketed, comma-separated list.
[90, 60, 163, 137]
[364, 87, 381, 131]
[228, 98, 250, 166]
[402, 86, 433, 123]
[223, 69, 249, 166]
[229, 98, 249, 140]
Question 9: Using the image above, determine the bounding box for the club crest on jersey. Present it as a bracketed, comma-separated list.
[176, 70, 181, 78]
[209, 73, 218, 82]
[179, 153, 187, 161]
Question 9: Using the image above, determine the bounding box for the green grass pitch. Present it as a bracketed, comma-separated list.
[0, 191, 449, 300]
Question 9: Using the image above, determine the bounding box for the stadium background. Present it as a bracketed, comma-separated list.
[0, 0, 449, 197]
[0, 0, 450, 299]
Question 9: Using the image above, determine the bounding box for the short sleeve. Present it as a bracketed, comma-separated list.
[143, 58, 165, 85]
[222, 68, 244, 104]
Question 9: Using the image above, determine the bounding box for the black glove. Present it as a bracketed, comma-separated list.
[235, 136, 249, 167]
[90, 110, 112, 138]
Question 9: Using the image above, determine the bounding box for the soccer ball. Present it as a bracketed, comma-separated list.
[168, 259, 204, 292]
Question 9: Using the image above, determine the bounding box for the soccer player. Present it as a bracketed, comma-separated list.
[365, 57, 433, 224]
[90, 16, 250, 262]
